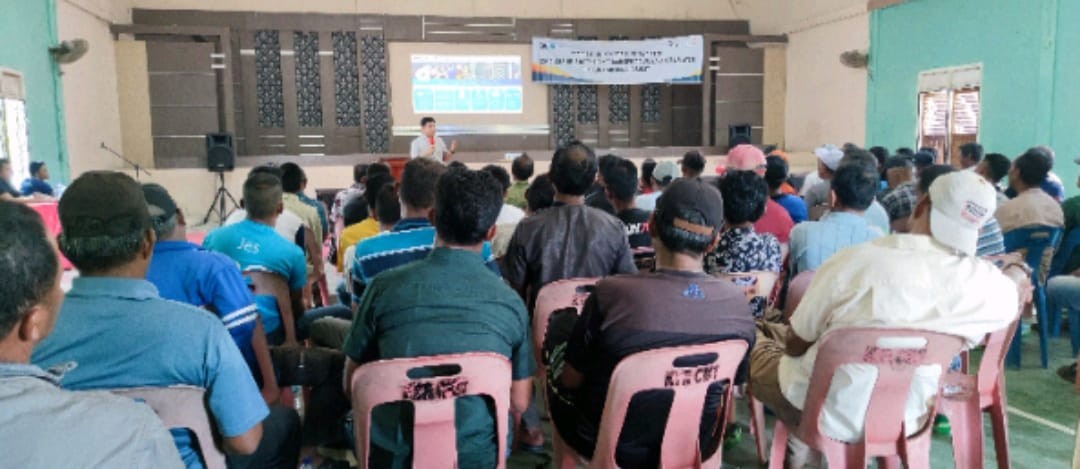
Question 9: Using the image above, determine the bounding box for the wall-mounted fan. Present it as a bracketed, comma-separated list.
[839, 49, 869, 69]
[50, 39, 89, 64]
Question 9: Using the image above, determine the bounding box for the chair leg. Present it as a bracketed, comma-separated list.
[1006, 325, 1022, 369]
[947, 397, 984, 469]
[767, 421, 788, 469]
[749, 397, 768, 465]
[1069, 307, 1080, 358]
[1037, 286, 1050, 369]
[989, 401, 1011, 469]
[1050, 294, 1062, 338]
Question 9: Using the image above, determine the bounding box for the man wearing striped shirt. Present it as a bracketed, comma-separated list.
[142, 184, 281, 404]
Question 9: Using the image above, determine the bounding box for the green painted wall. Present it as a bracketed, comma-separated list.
[867, 0, 1078, 195]
[0, 0, 67, 181]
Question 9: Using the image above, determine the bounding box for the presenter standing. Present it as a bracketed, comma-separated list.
[410, 116, 457, 162]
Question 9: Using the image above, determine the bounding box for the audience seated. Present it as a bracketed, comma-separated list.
[976, 152, 1013, 204]
[336, 171, 393, 272]
[839, 149, 892, 234]
[603, 157, 652, 249]
[506, 153, 533, 209]
[918, 165, 1006, 257]
[31, 171, 300, 469]
[803, 144, 843, 211]
[585, 154, 619, 215]
[639, 158, 657, 194]
[727, 144, 795, 243]
[750, 170, 1026, 464]
[543, 178, 755, 467]
[482, 164, 526, 225]
[20, 161, 54, 197]
[225, 165, 306, 244]
[958, 142, 984, 170]
[342, 167, 532, 468]
[681, 150, 706, 179]
[281, 162, 327, 243]
[0, 158, 48, 202]
[142, 183, 280, 404]
[525, 172, 556, 214]
[204, 172, 308, 346]
[997, 148, 1065, 277]
[765, 155, 808, 223]
[788, 154, 883, 276]
[0, 201, 183, 468]
[1005, 145, 1066, 202]
[330, 163, 370, 230]
[880, 163, 919, 233]
[505, 141, 637, 312]
[635, 160, 677, 211]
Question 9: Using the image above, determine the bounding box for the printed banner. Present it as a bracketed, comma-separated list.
[531, 35, 703, 85]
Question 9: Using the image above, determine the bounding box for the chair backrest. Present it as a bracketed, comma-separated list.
[1049, 227, 1080, 278]
[718, 271, 779, 307]
[110, 386, 226, 469]
[783, 270, 815, 322]
[1002, 225, 1063, 281]
[531, 278, 599, 366]
[244, 269, 293, 328]
[798, 328, 964, 451]
[592, 340, 750, 469]
[350, 353, 512, 469]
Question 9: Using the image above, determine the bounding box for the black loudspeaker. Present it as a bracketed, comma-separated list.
[206, 133, 235, 172]
[728, 124, 753, 148]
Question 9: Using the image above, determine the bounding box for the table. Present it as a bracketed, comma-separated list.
[28, 202, 74, 270]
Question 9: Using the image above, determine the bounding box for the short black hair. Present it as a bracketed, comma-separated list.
[244, 172, 284, 219]
[717, 170, 768, 225]
[367, 162, 391, 179]
[511, 153, 534, 181]
[598, 154, 621, 179]
[764, 155, 788, 190]
[603, 158, 638, 202]
[984, 153, 1011, 183]
[896, 147, 915, 157]
[549, 141, 597, 196]
[420, 116, 436, 127]
[1013, 149, 1052, 187]
[279, 162, 305, 193]
[960, 143, 984, 163]
[868, 146, 889, 168]
[249, 164, 282, 179]
[353, 164, 370, 184]
[912, 150, 935, 169]
[830, 160, 878, 210]
[918, 146, 939, 159]
[641, 159, 657, 187]
[364, 173, 394, 211]
[0, 202, 59, 338]
[434, 168, 503, 245]
[883, 155, 914, 171]
[481, 165, 512, 193]
[342, 197, 368, 226]
[375, 185, 401, 226]
[917, 165, 955, 196]
[399, 158, 447, 210]
[447, 161, 467, 171]
[525, 173, 555, 213]
[681, 150, 706, 176]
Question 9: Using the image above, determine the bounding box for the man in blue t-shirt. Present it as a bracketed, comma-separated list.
[32, 171, 300, 469]
[143, 184, 280, 403]
[204, 172, 308, 346]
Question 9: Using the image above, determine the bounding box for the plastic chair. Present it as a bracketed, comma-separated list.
[552, 340, 750, 469]
[939, 318, 1021, 469]
[1048, 227, 1080, 279]
[532, 278, 599, 370]
[244, 269, 296, 342]
[767, 328, 965, 469]
[110, 386, 226, 469]
[782, 270, 815, 322]
[1003, 226, 1062, 368]
[349, 353, 512, 469]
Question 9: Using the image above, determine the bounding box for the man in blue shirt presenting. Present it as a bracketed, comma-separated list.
[32, 171, 300, 469]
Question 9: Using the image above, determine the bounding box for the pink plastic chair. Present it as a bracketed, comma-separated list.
[552, 340, 750, 469]
[939, 319, 1020, 469]
[532, 278, 599, 370]
[767, 328, 965, 469]
[110, 386, 226, 469]
[349, 352, 512, 469]
[782, 270, 815, 322]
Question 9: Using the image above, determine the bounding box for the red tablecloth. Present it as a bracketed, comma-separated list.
[29, 202, 74, 270]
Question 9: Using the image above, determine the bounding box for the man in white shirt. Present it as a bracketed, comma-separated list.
[409, 116, 456, 162]
[635, 160, 678, 211]
[480, 164, 525, 258]
[750, 170, 1028, 461]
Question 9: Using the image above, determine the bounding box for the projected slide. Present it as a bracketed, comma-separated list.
[411, 55, 523, 114]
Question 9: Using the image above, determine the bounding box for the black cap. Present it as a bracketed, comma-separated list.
[913, 151, 935, 169]
[142, 183, 178, 222]
[655, 178, 724, 235]
[59, 171, 150, 238]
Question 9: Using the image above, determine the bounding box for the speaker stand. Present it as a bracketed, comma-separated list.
[201, 171, 239, 226]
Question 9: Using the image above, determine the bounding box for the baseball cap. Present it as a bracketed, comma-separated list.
[913, 151, 935, 169]
[142, 183, 178, 222]
[814, 144, 844, 171]
[59, 171, 151, 238]
[652, 161, 679, 186]
[727, 144, 767, 174]
[927, 171, 997, 256]
[655, 178, 724, 236]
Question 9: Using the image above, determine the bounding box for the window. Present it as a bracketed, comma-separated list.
[916, 64, 982, 164]
[0, 68, 30, 184]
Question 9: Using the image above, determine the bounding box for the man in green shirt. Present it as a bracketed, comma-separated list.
[342, 167, 534, 468]
[505, 153, 533, 209]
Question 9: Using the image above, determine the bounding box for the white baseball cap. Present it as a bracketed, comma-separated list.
[814, 144, 844, 171]
[927, 171, 998, 256]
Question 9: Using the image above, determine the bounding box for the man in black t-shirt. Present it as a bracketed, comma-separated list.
[544, 178, 755, 468]
[602, 157, 652, 249]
